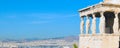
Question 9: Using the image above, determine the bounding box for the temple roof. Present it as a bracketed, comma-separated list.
[79, 2, 120, 12]
[78, 2, 103, 12]
[78, 0, 120, 16]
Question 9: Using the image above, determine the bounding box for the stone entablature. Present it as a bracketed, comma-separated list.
[79, 3, 120, 16]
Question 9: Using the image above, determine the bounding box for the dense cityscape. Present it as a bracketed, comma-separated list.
[0, 36, 79, 48]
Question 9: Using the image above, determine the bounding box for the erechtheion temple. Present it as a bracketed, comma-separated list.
[79, 0, 120, 48]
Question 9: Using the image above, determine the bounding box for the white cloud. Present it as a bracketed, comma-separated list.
[28, 21, 53, 24]
[61, 14, 78, 18]
[25, 13, 78, 19]
[23, 13, 78, 24]
[1, 13, 17, 19]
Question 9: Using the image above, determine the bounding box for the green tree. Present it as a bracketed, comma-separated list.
[73, 44, 78, 48]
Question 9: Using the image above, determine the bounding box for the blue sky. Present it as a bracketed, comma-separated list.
[0, 0, 102, 40]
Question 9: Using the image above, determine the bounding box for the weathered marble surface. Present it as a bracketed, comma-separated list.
[79, 35, 119, 48]
[79, 0, 120, 48]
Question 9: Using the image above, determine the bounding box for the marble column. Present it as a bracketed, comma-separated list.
[99, 12, 105, 34]
[91, 14, 96, 34]
[86, 16, 90, 34]
[80, 17, 84, 34]
[113, 12, 119, 34]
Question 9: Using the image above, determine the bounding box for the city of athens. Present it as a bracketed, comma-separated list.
[0, 0, 120, 48]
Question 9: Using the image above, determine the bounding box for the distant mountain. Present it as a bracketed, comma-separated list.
[40, 36, 79, 42]
[62, 36, 79, 42]
[1, 36, 79, 42]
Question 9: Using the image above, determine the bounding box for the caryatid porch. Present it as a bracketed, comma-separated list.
[79, 1, 120, 35]
[79, 0, 120, 48]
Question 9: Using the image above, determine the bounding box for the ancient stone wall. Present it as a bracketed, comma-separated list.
[79, 35, 119, 48]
